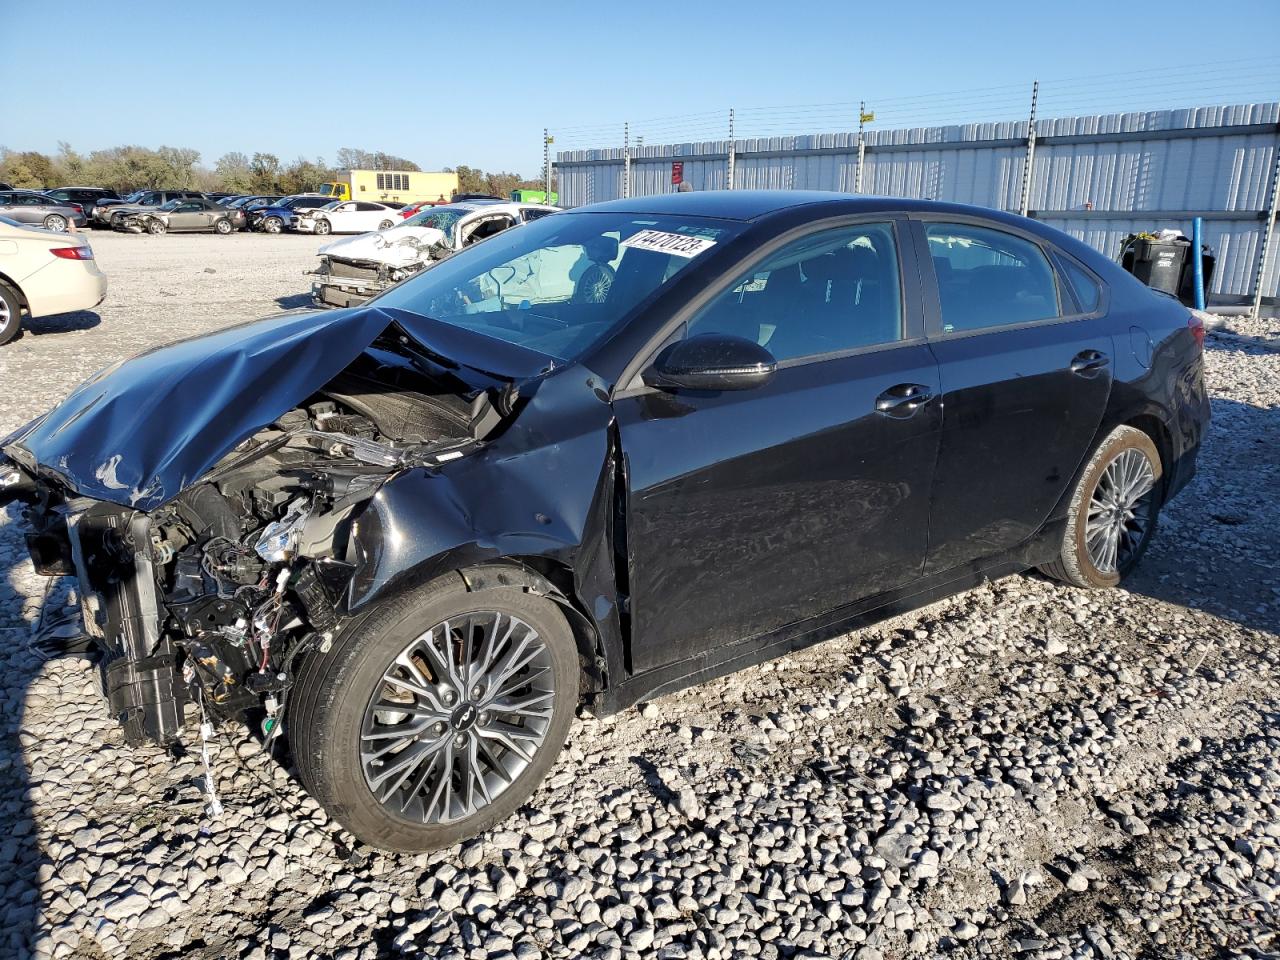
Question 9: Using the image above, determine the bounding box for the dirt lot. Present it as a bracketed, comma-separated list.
[0, 231, 1278, 960]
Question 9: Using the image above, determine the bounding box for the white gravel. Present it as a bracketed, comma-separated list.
[0, 232, 1278, 960]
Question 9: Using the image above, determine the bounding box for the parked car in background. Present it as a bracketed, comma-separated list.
[229, 196, 281, 216]
[0, 182, 12, 191]
[45, 187, 121, 219]
[0, 192, 1209, 851]
[310, 201, 557, 307]
[0, 191, 88, 232]
[398, 199, 444, 218]
[292, 200, 404, 235]
[93, 190, 206, 228]
[0, 215, 106, 344]
[118, 197, 244, 235]
[249, 195, 333, 233]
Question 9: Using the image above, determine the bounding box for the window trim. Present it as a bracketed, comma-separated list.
[909, 214, 1109, 341]
[616, 214, 921, 397]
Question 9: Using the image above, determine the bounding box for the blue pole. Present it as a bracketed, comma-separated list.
[1192, 216, 1206, 311]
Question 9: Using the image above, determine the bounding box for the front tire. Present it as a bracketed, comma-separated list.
[1041, 425, 1162, 588]
[0, 284, 23, 345]
[147, 219, 166, 235]
[314, 218, 332, 235]
[262, 216, 283, 234]
[290, 573, 579, 852]
[378, 219, 394, 230]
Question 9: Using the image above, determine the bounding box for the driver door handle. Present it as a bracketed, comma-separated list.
[875, 383, 934, 417]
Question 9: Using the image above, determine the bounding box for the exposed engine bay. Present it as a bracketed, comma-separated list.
[2, 323, 520, 747]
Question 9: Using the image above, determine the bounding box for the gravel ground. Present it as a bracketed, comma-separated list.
[0, 231, 1278, 960]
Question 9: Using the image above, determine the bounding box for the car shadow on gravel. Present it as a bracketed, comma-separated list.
[0, 547, 50, 958]
[274, 294, 314, 310]
[23, 310, 101, 336]
[1120, 394, 1280, 637]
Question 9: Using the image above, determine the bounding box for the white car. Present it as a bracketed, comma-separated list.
[308, 201, 558, 307]
[0, 216, 107, 345]
[291, 201, 403, 236]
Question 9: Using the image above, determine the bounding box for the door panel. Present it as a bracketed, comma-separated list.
[916, 216, 1116, 573]
[616, 344, 941, 675]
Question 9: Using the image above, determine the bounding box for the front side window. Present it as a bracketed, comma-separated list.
[376, 211, 743, 362]
[926, 223, 1060, 332]
[685, 222, 903, 362]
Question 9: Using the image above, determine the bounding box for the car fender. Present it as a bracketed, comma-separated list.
[338, 372, 626, 692]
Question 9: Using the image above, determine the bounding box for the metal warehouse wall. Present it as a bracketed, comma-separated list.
[556, 103, 1280, 303]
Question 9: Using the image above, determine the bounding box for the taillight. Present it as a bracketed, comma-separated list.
[1188, 312, 1205, 349]
[50, 245, 94, 260]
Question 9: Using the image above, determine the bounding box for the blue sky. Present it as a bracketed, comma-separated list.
[4, 0, 1277, 176]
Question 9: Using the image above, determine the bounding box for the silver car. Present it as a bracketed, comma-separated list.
[0, 191, 88, 232]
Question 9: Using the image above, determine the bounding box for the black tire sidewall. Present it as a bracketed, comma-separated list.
[293, 577, 579, 852]
[0, 284, 22, 345]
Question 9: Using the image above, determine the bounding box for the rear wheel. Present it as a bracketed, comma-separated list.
[290, 574, 579, 851]
[214, 218, 233, 235]
[0, 284, 23, 345]
[1041, 425, 1162, 588]
[378, 219, 394, 230]
[43, 214, 68, 232]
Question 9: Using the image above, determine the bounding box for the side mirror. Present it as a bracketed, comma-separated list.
[643, 334, 777, 392]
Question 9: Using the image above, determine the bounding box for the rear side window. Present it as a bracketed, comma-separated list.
[926, 223, 1060, 332]
[1059, 257, 1102, 313]
[686, 222, 903, 362]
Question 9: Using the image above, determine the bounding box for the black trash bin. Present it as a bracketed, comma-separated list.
[1177, 246, 1216, 307]
[1121, 237, 1189, 297]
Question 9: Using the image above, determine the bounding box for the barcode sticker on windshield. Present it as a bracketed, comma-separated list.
[620, 229, 717, 258]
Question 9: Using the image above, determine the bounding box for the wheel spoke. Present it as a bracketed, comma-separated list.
[361, 610, 556, 825]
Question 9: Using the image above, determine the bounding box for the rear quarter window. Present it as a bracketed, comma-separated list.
[1059, 257, 1103, 313]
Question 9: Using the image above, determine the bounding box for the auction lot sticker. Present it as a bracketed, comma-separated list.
[621, 229, 717, 258]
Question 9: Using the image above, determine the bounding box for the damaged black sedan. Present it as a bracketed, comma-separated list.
[0, 192, 1209, 852]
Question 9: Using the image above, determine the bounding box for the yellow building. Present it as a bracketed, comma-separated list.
[318, 169, 459, 204]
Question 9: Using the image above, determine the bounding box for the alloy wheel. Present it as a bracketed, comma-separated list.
[0, 296, 12, 336]
[360, 612, 556, 824]
[45, 215, 67, 232]
[1085, 447, 1156, 574]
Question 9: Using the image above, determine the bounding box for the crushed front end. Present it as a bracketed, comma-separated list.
[1, 314, 515, 748]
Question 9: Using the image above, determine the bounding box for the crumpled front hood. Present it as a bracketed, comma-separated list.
[2, 306, 555, 511]
[320, 226, 447, 267]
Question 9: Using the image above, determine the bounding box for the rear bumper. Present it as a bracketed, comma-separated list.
[23, 258, 108, 317]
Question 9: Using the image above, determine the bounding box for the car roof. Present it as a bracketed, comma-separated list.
[577, 189, 1038, 226]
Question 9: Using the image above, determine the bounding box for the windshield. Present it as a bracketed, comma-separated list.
[158, 199, 182, 211]
[400, 205, 469, 235]
[124, 191, 146, 202]
[320, 200, 342, 210]
[375, 211, 742, 362]
[319, 183, 342, 196]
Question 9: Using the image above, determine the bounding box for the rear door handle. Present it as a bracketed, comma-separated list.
[1070, 350, 1110, 375]
[875, 383, 934, 417]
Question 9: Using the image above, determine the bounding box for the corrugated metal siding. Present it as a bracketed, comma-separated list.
[556, 102, 1279, 300]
